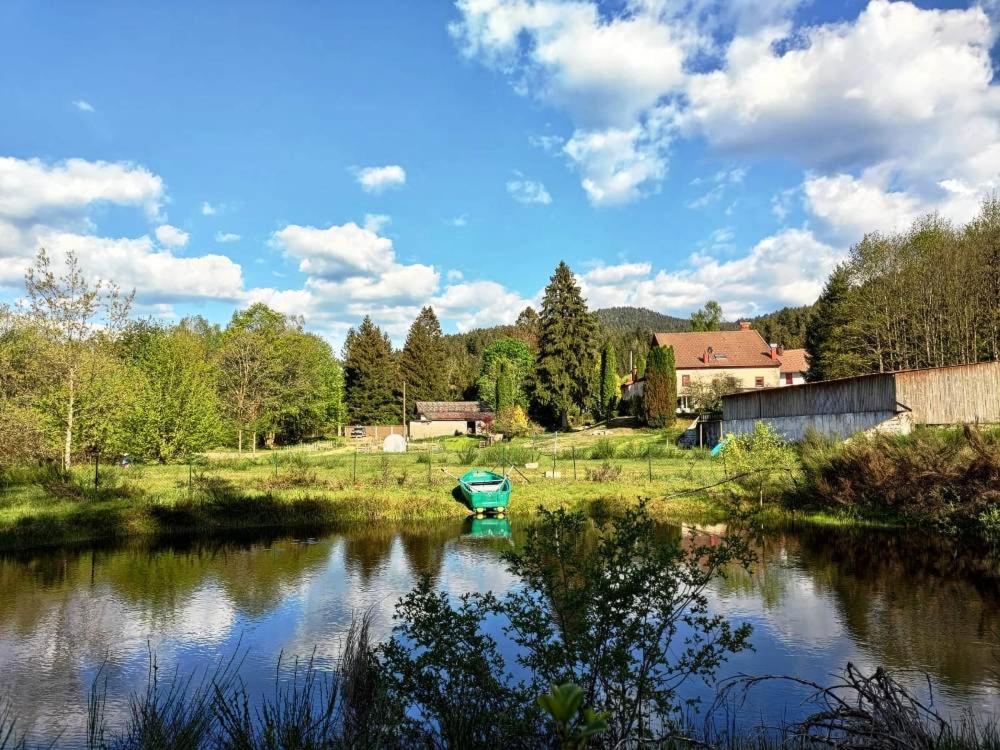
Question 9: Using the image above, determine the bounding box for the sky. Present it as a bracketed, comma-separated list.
[0, 0, 998, 348]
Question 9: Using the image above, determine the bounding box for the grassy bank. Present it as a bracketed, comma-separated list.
[3, 423, 953, 552]
[0, 428, 742, 551]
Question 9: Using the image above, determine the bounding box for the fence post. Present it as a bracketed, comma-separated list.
[572, 447, 577, 480]
[353, 449, 358, 484]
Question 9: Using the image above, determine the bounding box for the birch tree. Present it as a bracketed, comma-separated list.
[23, 250, 132, 469]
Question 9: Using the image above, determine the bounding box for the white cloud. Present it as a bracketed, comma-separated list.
[506, 176, 552, 205]
[0, 232, 244, 301]
[215, 231, 240, 243]
[578, 229, 841, 317]
[272, 221, 397, 279]
[354, 165, 406, 194]
[0, 156, 164, 221]
[363, 213, 391, 233]
[154, 224, 189, 247]
[0, 156, 246, 304]
[529, 134, 564, 151]
[446, 269, 464, 281]
[201, 201, 217, 216]
[431, 280, 535, 331]
[453, 0, 1000, 233]
[446, 215, 468, 227]
[73, 100, 95, 113]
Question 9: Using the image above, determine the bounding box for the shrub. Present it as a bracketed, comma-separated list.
[720, 422, 796, 506]
[585, 461, 621, 482]
[455, 444, 478, 465]
[799, 425, 1000, 530]
[588, 438, 616, 460]
[494, 405, 530, 437]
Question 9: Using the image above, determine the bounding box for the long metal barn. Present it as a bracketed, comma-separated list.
[721, 361, 1000, 442]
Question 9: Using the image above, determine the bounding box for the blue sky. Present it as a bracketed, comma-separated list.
[1, 0, 997, 346]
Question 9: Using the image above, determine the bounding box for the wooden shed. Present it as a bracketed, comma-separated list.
[722, 361, 1000, 441]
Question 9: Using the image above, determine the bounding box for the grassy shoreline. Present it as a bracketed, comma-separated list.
[0, 429, 912, 552]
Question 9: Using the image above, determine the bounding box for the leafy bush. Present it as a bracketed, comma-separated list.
[720, 422, 797, 506]
[494, 405, 530, 437]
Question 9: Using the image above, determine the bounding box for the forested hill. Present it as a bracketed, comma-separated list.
[593, 307, 690, 333]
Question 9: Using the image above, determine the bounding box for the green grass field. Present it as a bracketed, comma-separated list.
[0, 426, 879, 551]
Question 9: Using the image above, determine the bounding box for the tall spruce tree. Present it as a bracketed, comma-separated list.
[343, 316, 398, 424]
[643, 345, 677, 428]
[400, 307, 448, 412]
[535, 261, 597, 429]
[804, 265, 864, 382]
[598, 343, 619, 421]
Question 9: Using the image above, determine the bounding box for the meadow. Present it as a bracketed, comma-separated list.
[0, 427, 748, 551]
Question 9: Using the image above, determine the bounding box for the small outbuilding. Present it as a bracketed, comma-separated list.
[409, 401, 494, 440]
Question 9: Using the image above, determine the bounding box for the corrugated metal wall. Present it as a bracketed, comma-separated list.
[895, 362, 1000, 424]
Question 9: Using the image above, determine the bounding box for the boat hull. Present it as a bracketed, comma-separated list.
[458, 469, 511, 512]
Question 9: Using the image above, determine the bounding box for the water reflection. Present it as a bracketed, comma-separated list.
[1, 521, 998, 745]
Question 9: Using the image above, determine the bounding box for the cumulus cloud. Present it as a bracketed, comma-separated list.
[201, 201, 217, 215]
[0, 155, 246, 303]
[272, 221, 397, 279]
[155, 224, 189, 247]
[354, 165, 406, 194]
[0, 156, 164, 221]
[431, 279, 535, 331]
[215, 231, 240, 243]
[452, 0, 1000, 238]
[579, 229, 841, 318]
[506, 176, 552, 204]
[73, 100, 95, 113]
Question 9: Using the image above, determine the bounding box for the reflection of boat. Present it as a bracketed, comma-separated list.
[466, 516, 512, 539]
[458, 469, 511, 514]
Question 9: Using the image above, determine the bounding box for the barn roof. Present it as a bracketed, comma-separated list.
[414, 401, 494, 421]
[651, 330, 779, 369]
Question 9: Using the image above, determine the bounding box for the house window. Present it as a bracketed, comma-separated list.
[681, 374, 691, 387]
[785, 373, 793, 385]
[755, 377, 765, 388]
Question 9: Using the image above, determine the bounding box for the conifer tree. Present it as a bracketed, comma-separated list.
[514, 306, 540, 347]
[598, 343, 619, 421]
[400, 307, 448, 412]
[343, 316, 398, 424]
[804, 265, 863, 382]
[642, 345, 676, 428]
[477, 337, 534, 410]
[535, 261, 597, 429]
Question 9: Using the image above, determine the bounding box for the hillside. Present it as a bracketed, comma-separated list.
[593, 307, 690, 333]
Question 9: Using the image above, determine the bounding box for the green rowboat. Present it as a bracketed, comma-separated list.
[458, 469, 511, 514]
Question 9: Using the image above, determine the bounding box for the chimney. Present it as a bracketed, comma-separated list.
[739, 320, 751, 330]
[631, 366, 638, 383]
[703, 346, 713, 364]
[777, 344, 785, 356]
[769, 343, 778, 361]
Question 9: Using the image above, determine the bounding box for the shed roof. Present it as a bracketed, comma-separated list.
[651, 330, 779, 369]
[414, 401, 493, 421]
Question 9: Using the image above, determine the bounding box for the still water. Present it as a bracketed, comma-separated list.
[2, 518, 999, 746]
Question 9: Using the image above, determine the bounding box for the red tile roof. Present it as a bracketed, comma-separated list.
[778, 348, 810, 374]
[651, 330, 780, 369]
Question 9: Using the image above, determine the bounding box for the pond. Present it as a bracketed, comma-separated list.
[1, 518, 999, 746]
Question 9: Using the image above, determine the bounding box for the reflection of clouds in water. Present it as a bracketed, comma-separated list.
[5, 524, 1000, 744]
[711, 566, 846, 651]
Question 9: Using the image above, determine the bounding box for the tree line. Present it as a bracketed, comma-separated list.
[1, 251, 344, 468]
[806, 197, 1000, 381]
